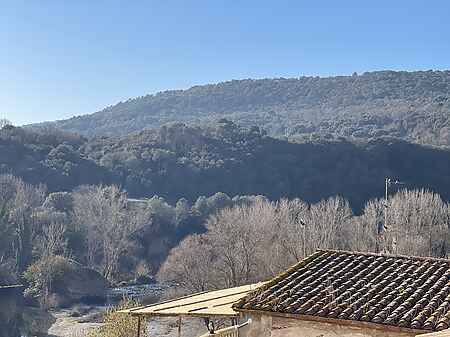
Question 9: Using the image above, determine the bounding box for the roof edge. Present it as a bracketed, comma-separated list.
[127, 310, 239, 318]
[238, 308, 431, 334]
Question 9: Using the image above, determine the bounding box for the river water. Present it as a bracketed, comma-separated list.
[106, 282, 173, 305]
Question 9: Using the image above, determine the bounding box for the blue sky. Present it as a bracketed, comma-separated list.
[2, 1, 450, 125]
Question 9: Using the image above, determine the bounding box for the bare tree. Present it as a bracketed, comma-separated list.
[40, 222, 67, 258]
[159, 197, 355, 293]
[351, 189, 449, 257]
[73, 185, 150, 281]
[0, 119, 12, 129]
[158, 234, 215, 292]
[272, 198, 309, 267]
[159, 199, 277, 290]
[386, 189, 447, 257]
[349, 199, 382, 252]
[205, 200, 274, 287]
[159, 190, 450, 295]
[306, 196, 353, 252]
[0, 174, 46, 272]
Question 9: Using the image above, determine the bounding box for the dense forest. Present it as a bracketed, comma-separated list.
[31, 70, 450, 147]
[3, 121, 450, 212]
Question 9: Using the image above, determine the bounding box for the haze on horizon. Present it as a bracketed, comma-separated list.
[2, 0, 450, 125]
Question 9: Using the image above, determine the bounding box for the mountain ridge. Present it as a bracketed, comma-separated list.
[30, 70, 450, 147]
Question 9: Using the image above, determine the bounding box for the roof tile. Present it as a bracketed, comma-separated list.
[234, 250, 450, 331]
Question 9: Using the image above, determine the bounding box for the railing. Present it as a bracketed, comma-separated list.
[198, 326, 239, 337]
[198, 319, 251, 337]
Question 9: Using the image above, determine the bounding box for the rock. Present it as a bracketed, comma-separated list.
[134, 274, 156, 285]
[52, 263, 109, 307]
[69, 309, 82, 318]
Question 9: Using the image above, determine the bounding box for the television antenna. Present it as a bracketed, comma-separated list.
[376, 178, 405, 253]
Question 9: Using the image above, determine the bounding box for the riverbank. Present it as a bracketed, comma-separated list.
[46, 307, 103, 337]
[41, 282, 206, 337]
[45, 307, 205, 337]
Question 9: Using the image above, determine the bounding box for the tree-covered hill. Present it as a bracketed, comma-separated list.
[0, 125, 112, 191]
[4, 121, 450, 212]
[32, 70, 450, 146]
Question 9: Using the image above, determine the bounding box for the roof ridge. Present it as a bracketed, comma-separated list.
[317, 249, 450, 264]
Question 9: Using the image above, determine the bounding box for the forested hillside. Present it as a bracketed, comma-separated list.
[33, 70, 450, 147]
[0, 125, 112, 191]
[4, 121, 450, 212]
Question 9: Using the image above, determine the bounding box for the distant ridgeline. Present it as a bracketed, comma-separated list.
[3, 121, 450, 212]
[31, 70, 450, 147]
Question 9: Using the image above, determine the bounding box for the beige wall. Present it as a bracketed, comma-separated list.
[272, 317, 418, 337]
[239, 313, 418, 337]
[239, 313, 272, 337]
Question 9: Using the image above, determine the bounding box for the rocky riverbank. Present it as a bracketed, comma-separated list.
[46, 307, 103, 337]
[17, 281, 210, 337]
[45, 308, 205, 337]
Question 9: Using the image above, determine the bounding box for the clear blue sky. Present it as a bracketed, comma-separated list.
[2, 1, 450, 125]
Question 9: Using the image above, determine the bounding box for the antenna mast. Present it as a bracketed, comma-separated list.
[380, 178, 404, 254]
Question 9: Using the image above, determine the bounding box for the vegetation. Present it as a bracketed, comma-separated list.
[4, 113, 450, 308]
[32, 70, 450, 147]
[0, 124, 111, 191]
[0, 172, 268, 306]
[23, 255, 74, 308]
[158, 189, 450, 293]
[4, 122, 450, 213]
[86, 300, 146, 337]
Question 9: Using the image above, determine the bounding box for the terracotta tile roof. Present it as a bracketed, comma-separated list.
[234, 249, 450, 331]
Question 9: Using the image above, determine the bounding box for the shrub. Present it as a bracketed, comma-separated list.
[23, 255, 73, 307]
[86, 300, 146, 337]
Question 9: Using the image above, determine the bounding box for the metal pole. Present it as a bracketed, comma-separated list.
[302, 226, 305, 258]
[178, 316, 182, 337]
[384, 178, 405, 255]
[382, 178, 390, 254]
[385, 178, 389, 234]
[137, 316, 141, 337]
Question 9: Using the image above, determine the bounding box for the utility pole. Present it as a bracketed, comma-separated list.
[385, 178, 389, 231]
